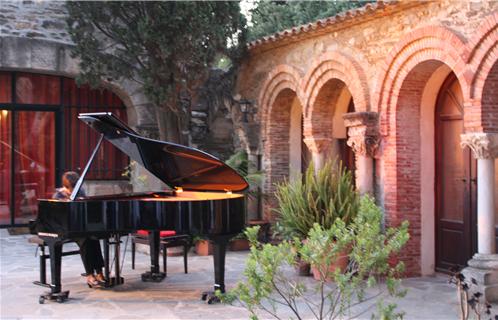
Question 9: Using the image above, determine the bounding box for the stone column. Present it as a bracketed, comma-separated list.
[461, 132, 498, 302]
[303, 137, 333, 171]
[461, 133, 498, 254]
[343, 112, 380, 195]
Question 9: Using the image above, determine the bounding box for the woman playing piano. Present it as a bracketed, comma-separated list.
[53, 171, 106, 288]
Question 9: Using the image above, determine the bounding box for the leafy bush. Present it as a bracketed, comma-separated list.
[223, 196, 409, 320]
[274, 159, 359, 240]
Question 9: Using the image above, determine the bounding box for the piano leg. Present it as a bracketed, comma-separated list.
[201, 235, 230, 304]
[38, 239, 69, 304]
[141, 231, 166, 282]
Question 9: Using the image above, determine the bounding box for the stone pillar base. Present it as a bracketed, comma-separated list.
[462, 254, 498, 302]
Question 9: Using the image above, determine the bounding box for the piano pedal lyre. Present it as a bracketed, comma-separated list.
[106, 276, 125, 287]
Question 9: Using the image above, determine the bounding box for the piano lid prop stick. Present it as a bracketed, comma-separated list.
[70, 133, 105, 201]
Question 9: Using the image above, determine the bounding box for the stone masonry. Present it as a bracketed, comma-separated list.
[235, 0, 498, 277]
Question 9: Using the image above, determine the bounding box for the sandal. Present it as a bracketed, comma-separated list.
[95, 273, 107, 284]
[86, 275, 100, 288]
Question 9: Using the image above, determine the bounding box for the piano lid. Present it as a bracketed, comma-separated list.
[77, 112, 249, 192]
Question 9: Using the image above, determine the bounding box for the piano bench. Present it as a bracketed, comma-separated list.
[131, 233, 192, 277]
[28, 236, 80, 286]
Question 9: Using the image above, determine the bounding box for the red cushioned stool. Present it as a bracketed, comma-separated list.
[131, 230, 191, 277]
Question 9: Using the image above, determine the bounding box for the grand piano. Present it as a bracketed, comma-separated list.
[30, 112, 248, 303]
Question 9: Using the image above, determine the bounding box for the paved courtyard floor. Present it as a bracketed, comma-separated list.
[0, 229, 477, 319]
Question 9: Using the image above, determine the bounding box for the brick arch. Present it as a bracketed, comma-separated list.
[374, 26, 473, 276]
[258, 64, 304, 141]
[302, 51, 370, 118]
[374, 26, 470, 136]
[468, 12, 498, 99]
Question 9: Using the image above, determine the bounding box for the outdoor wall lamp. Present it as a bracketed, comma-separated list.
[237, 99, 253, 123]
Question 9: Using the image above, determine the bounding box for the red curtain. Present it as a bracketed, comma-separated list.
[0, 110, 11, 224]
[62, 79, 128, 180]
[14, 112, 55, 223]
[16, 73, 60, 105]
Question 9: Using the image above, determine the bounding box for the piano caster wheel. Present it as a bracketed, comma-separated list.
[141, 271, 165, 282]
[207, 296, 220, 304]
[201, 291, 221, 304]
[38, 291, 69, 304]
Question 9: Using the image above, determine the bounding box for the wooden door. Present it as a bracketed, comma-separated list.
[435, 73, 477, 271]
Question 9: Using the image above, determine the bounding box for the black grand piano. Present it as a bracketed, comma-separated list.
[30, 112, 248, 303]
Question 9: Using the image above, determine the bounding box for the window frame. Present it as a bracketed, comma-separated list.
[0, 71, 129, 227]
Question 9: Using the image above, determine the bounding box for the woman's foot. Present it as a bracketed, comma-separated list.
[95, 273, 106, 284]
[86, 274, 99, 288]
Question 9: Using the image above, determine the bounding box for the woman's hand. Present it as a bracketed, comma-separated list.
[57, 187, 71, 197]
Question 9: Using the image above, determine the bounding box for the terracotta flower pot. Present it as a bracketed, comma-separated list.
[195, 240, 213, 256]
[295, 239, 311, 276]
[295, 257, 311, 276]
[229, 239, 250, 251]
[311, 247, 349, 281]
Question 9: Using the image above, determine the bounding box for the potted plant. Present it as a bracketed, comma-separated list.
[225, 150, 266, 225]
[274, 159, 359, 278]
[193, 236, 213, 256]
[229, 232, 250, 251]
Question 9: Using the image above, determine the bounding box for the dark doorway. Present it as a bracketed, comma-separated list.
[338, 98, 356, 179]
[435, 73, 477, 271]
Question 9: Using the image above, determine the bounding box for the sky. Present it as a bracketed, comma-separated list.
[240, 0, 258, 27]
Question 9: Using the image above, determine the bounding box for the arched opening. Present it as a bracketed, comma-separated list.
[393, 60, 474, 275]
[309, 79, 355, 175]
[288, 95, 304, 181]
[263, 88, 305, 218]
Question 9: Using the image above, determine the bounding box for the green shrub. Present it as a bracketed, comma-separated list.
[274, 159, 359, 240]
[223, 195, 409, 320]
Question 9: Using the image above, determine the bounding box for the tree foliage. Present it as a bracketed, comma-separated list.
[248, 1, 372, 41]
[66, 2, 247, 143]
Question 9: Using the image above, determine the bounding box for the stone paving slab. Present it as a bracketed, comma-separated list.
[0, 229, 470, 319]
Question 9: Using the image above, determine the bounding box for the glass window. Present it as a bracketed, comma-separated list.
[0, 72, 130, 226]
[15, 73, 61, 105]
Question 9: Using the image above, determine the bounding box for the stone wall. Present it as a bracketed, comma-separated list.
[0, 1, 71, 43]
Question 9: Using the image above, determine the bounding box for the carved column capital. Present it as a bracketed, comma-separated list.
[343, 112, 380, 158]
[303, 137, 332, 154]
[461, 132, 498, 159]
